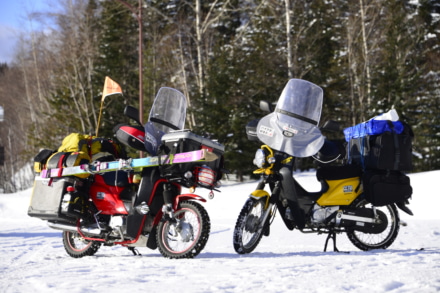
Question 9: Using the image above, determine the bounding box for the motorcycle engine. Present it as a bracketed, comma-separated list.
[108, 216, 126, 238]
[311, 205, 339, 226]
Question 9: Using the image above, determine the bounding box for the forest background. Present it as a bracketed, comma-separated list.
[0, 0, 438, 192]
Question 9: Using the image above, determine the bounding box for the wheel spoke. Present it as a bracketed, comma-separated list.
[346, 200, 400, 251]
[62, 231, 101, 258]
[233, 198, 268, 254]
[157, 201, 210, 259]
[162, 210, 199, 253]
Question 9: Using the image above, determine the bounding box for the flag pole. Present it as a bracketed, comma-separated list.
[96, 99, 105, 137]
[96, 76, 123, 137]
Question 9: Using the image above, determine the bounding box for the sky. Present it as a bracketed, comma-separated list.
[0, 0, 48, 63]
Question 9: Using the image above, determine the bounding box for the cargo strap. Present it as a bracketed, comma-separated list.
[387, 121, 400, 170]
[157, 144, 171, 166]
[49, 153, 67, 186]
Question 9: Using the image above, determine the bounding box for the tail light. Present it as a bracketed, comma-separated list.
[195, 166, 216, 188]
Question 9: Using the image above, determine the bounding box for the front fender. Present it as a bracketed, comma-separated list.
[250, 190, 270, 209]
[153, 194, 207, 225]
[173, 193, 207, 210]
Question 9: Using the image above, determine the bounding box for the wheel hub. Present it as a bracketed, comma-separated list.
[245, 214, 259, 233]
[170, 221, 194, 242]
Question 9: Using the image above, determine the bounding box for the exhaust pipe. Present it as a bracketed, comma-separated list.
[47, 222, 102, 236]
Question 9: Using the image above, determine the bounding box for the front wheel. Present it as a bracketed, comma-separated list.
[233, 197, 269, 254]
[346, 199, 400, 251]
[157, 201, 210, 259]
[62, 231, 101, 258]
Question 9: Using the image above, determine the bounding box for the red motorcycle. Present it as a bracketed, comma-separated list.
[28, 87, 225, 259]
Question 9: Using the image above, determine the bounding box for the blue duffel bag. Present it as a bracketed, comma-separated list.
[344, 118, 413, 171]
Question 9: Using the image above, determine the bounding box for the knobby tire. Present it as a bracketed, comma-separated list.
[233, 197, 268, 254]
[62, 231, 101, 258]
[346, 198, 400, 251]
[156, 201, 210, 259]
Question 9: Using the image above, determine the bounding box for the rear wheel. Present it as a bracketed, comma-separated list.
[157, 201, 210, 259]
[62, 231, 101, 258]
[233, 197, 269, 254]
[346, 199, 400, 251]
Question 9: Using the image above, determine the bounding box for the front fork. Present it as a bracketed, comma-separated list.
[249, 180, 280, 233]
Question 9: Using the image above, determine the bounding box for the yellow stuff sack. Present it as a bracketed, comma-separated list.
[58, 133, 124, 161]
[58, 133, 93, 153]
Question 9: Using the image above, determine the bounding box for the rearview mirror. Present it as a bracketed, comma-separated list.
[321, 120, 341, 132]
[124, 106, 142, 126]
[260, 100, 274, 112]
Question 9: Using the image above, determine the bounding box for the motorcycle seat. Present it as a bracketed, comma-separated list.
[316, 165, 363, 181]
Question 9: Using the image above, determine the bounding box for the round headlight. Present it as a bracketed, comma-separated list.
[253, 149, 266, 168]
[197, 166, 215, 188]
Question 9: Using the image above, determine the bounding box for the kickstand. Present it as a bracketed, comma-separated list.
[324, 230, 339, 252]
[128, 247, 141, 256]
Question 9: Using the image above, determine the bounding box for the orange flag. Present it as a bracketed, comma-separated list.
[102, 76, 122, 101]
[96, 77, 123, 136]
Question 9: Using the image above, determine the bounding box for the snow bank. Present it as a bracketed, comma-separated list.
[1, 171, 439, 293]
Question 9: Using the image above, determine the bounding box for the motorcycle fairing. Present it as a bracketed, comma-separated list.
[143, 122, 163, 155]
[256, 79, 325, 157]
[89, 174, 129, 215]
[316, 176, 362, 206]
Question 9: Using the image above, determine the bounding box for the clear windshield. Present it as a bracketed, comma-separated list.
[275, 79, 323, 128]
[148, 87, 187, 133]
[256, 79, 325, 157]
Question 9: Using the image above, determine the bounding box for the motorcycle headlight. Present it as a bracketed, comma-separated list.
[196, 166, 216, 188]
[253, 149, 267, 168]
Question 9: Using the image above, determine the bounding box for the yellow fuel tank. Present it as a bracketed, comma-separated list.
[316, 177, 362, 206]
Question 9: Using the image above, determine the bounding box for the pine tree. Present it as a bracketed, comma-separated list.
[95, 0, 140, 136]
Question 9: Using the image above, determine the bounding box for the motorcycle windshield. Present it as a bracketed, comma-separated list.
[256, 79, 325, 157]
[148, 87, 187, 133]
[143, 87, 187, 156]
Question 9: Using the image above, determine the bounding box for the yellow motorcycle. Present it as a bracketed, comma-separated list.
[233, 79, 413, 253]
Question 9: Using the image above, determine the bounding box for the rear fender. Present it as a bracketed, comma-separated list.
[250, 190, 270, 209]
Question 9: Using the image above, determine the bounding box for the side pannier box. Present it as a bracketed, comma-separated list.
[160, 130, 225, 182]
[28, 176, 76, 221]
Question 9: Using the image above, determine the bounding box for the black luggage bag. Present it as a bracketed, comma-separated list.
[362, 170, 412, 206]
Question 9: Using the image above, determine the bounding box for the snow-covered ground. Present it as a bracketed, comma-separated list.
[1, 170, 439, 293]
